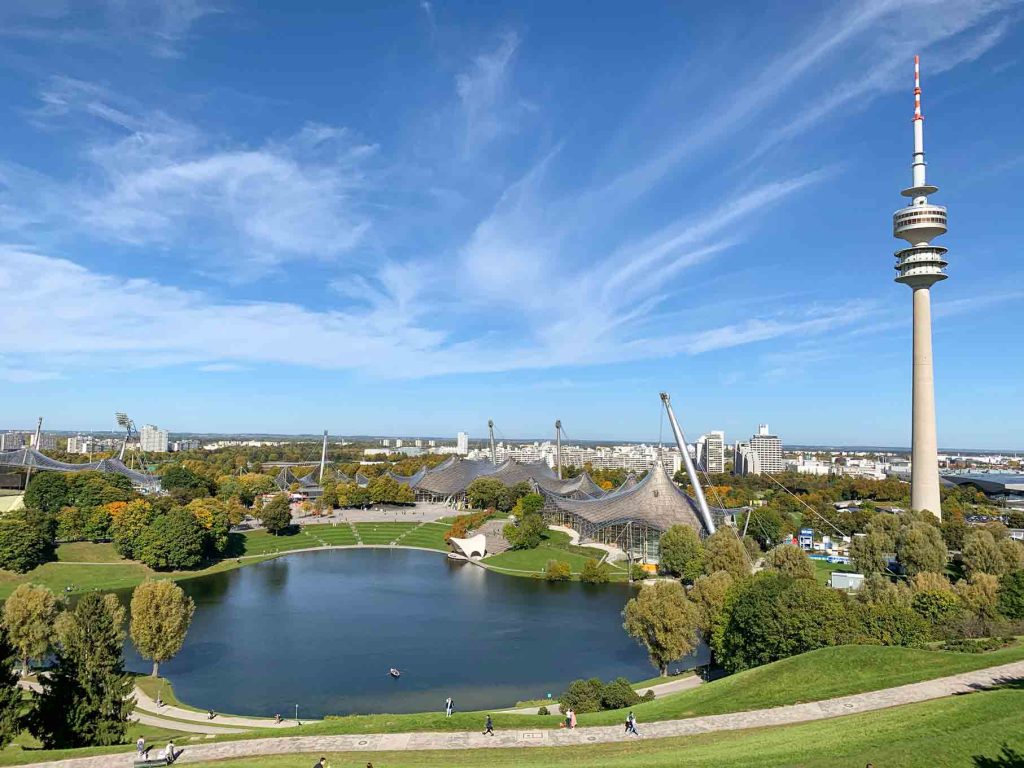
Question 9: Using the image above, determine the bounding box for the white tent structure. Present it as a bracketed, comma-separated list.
[448, 533, 486, 559]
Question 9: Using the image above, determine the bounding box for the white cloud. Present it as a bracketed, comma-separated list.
[456, 31, 522, 154]
[5, 78, 375, 277]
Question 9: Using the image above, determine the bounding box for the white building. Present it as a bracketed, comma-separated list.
[456, 432, 469, 455]
[741, 424, 783, 475]
[172, 439, 201, 452]
[733, 442, 761, 476]
[786, 454, 831, 476]
[139, 424, 169, 453]
[0, 432, 29, 451]
[696, 431, 725, 474]
[31, 433, 57, 451]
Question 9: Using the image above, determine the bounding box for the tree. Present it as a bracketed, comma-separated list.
[466, 478, 506, 510]
[997, 570, 1024, 620]
[186, 497, 234, 556]
[130, 580, 196, 677]
[136, 509, 208, 570]
[852, 599, 929, 647]
[713, 572, 850, 673]
[659, 525, 704, 581]
[850, 530, 893, 575]
[701, 529, 749, 580]
[24, 472, 71, 514]
[110, 499, 154, 559]
[955, 573, 1002, 636]
[580, 559, 610, 583]
[764, 544, 815, 580]
[28, 593, 134, 748]
[513, 493, 545, 518]
[160, 464, 214, 496]
[2, 583, 59, 674]
[909, 572, 961, 632]
[961, 529, 1006, 577]
[544, 560, 571, 581]
[0, 514, 55, 573]
[622, 581, 699, 675]
[0, 625, 21, 749]
[896, 521, 948, 576]
[259, 493, 293, 535]
[503, 512, 547, 550]
[997, 538, 1024, 572]
[688, 570, 734, 638]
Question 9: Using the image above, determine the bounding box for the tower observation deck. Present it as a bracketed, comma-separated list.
[894, 56, 946, 519]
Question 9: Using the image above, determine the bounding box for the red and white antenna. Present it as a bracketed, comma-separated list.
[913, 55, 923, 121]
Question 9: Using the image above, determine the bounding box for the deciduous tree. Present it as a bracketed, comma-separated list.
[0, 513, 55, 573]
[961, 529, 1006, 577]
[2, 583, 59, 674]
[764, 544, 815, 580]
[659, 525, 704, 581]
[259, 494, 293, 535]
[136, 508, 208, 570]
[997, 570, 1024, 620]
[0, 625, 21, 749]
[701, 529, 749, 580]
[110, 499, 154, 560]
[622, 581, 699, 676]
[688, 570, 734, 638]
[130, 580, 195, 677]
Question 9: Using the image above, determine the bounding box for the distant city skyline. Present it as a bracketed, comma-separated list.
[1, 1, 1022, 447]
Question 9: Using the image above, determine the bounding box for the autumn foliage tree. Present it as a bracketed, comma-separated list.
[623, 581, 699, 675]
[2, 583, 59, 675]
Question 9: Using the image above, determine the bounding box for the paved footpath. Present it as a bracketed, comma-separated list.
[28, 660, 1024, 768]
[133, 686, 311, 731]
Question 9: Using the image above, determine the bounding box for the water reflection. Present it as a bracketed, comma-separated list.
[122, 549, 708, 717]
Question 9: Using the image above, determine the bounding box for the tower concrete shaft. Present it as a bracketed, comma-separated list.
[893, 56, 946, 519]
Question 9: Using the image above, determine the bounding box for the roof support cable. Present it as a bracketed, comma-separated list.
[763, 472, 848, 538]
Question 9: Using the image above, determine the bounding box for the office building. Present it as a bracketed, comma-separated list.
[139, 424, 169, 453]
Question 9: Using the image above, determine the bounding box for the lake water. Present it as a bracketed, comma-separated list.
[122, 549, 708, 718]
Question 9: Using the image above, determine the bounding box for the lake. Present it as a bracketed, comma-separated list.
[123, 548, 708, 718]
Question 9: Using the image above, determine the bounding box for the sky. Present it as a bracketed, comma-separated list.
[0, 0, 1021, 449]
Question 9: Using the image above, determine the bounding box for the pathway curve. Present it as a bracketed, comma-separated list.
[133, 686, 313, 730]
[27, 659, 1024, 767]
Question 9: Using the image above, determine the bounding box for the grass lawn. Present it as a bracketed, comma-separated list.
[303, 524, 359, 546]
[0, 720, 193, 766]
[811, 557, 853, 583]
[235, 529, 323, 556]
[184, 685, 1024, 768]
[353, 523, 420, 545]
[484, 530, 624, 578]
[53, 541, 124, 562]
[394, 522, 451, 551]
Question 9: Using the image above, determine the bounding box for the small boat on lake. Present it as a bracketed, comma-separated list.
[388, 668, 401, 678]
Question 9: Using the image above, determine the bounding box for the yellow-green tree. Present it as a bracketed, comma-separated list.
[623, 581, 699, 675]
[2, 584, 59, 675]
[702, 529, 750, 580]
[129, 580, 195, 677]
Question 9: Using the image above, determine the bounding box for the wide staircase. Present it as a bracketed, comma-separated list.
[475, 519, 511, 556]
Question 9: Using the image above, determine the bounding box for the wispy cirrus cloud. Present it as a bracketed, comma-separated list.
[3, 77, 376, 278]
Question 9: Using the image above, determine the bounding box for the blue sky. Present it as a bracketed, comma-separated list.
[0, 0, 1021, 448]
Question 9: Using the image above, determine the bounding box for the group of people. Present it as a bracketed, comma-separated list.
[136, 736, 178, 764]
[563, 708, 577, 729]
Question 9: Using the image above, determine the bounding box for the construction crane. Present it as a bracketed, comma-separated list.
[659, 392, 716, 535]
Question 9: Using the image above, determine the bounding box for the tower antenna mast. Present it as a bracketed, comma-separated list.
[893, 55, 947, 519]
[319, 430, 328, 483]
[488, 420, 496, 466]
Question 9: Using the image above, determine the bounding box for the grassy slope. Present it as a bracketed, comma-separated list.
[174, 686, 1024, 768]
[2, 643, 1022, 766]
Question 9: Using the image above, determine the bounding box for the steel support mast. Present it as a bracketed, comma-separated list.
[488, 420, 497, 466]
[555, 420, 562, 479]
[319, 430, 328, 483]
[659, 392, 716, 535]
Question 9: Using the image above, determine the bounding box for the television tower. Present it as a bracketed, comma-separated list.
[893, 55, 947, 519]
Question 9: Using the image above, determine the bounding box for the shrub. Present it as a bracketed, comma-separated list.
[580, 559, 610, 583]
[642, 689, 656, 701]
[445, 510, 493, 542]
[537, 705, 549, 716]
[630, 564, 649, 581]
[544, 560, 571, 581]
[558, 677, 641, 714]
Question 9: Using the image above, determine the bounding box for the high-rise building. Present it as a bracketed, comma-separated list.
[456, 431, 469, 455]
[395, 439, 404, 448]
[893, 56, 946, 520]
[733, 442, 761, 476]
[31, 433, 57, 451]
[749, 424, 783, 474]
[139, 424, 169, 453]
[696, 431, 725, 474]
[0, 432, 29, 451]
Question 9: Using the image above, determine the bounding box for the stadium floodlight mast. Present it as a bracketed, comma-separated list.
[115, 412, 136, 462]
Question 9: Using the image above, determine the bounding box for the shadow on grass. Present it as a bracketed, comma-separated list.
[955, 676, 1024, 695]
[973, 743, 1024, 767]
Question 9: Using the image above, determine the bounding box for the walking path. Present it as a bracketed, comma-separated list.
[27, 659, 1024, 767]
[132, 686, 313, 731]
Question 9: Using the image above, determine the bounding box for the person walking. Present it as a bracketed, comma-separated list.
[311, 758, 327, 768]
[445, 696, 454, 717]
[136, 736, 145, 757]
[569, 709, 577, 729]
[483, 714, 494, 736]
[626, 711, 639, 736]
